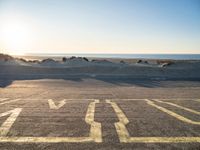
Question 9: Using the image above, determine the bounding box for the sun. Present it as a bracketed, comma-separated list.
[1, 18, 33, 55]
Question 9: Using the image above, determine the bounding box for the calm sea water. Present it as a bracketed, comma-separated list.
[26, 54, 200, 60]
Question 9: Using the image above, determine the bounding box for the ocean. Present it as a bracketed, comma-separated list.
[26, 53, 200, 60]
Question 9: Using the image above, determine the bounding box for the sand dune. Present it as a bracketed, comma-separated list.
[0, 53, 200, 80]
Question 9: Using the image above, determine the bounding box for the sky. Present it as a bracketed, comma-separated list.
[0, 0, 200, 55]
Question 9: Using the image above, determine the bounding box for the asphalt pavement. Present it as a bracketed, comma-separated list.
[0, 78, 200, 149]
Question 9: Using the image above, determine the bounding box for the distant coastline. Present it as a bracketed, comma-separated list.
[24, 53, 200, 60]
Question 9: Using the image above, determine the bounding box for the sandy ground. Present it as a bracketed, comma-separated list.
[1, 55, 200, 83]
[0, 55, 200, 149]
[0, 79, 200, 149]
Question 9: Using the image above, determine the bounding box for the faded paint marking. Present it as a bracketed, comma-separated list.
[85, 99, 102, 143]
[107, 99, 200, 143]
[146, 99, 200, 125]
[153, 99, 200, 115]
[0, 98, 9, 102]
[0, 108, 22, 136]
[0, 100, 102, 143]
[0, 99, 21, 106]
[48, 99, 66, 110]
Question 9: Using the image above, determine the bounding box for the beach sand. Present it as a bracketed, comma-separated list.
[0, 54, 200, 83]
[1, 54, 200, 149]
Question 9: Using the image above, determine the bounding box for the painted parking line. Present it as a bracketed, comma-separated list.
[0, 99, 21, 106]
[0, 98, 9, 102]
[0, 108, 22, 136]
[1, 98, 200, 143]
[106, 100, 129, 143]
[0, 99, 102, 143]
[153, 99, 200, 115]
[0, 136, 94, 143]
[195, 99, 200, 103]
[48, 99, 66, 110]
[146, 99, 200, 125]
[108, 99, 197, 101]
[106, 99, 200, 143]
[85, 99, 102, 142]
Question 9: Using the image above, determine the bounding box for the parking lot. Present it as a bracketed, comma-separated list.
[0, 79, 200, 149]
[0, 97, 200, 149]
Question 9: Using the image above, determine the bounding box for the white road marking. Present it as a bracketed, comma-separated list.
[1, 98, 200, 143]
[85, 99, 102, 142]
[0, 99, 21, 106]
[0, 98, 9, 102]
[0, 99, 102, 143]
[146, 99, 200, 125]
[107, 99, 195, 101]
[106, 99, 200, 143]
[195, 99, 200, 103]
[106, 100, 130, 142]
[153, 99, 200, 115]
[0, 108, 22, 136]
[48, 99, 66, 110]
[0, 137, 93, 143]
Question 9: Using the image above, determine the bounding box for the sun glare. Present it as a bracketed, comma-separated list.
[1, 18, 33, 55]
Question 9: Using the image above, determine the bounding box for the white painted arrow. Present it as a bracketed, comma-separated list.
[48, 99, 66, 110]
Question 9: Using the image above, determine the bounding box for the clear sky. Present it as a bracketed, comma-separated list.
[0, 0, 200, 55]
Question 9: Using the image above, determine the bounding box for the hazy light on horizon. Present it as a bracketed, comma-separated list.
[0, 0, 200, 55]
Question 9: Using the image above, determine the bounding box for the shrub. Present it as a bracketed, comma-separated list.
[62, 57, 67, 62]
[83, 57, 89, 61]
